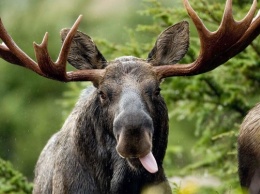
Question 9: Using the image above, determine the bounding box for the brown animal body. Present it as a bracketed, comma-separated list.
[238, 103, 260, 194]
[0, 0, 260, 193]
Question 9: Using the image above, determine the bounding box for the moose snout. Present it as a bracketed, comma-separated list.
[113, 111, 154, 159]
[116, 128, 152, 158]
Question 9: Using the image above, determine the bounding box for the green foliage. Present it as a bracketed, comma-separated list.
[0, 158, 32, 194]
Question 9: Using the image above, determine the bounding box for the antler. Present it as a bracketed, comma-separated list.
[154, 0, 260, 78]
[0, 15, 104, 82]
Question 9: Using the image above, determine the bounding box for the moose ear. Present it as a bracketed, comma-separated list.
[60, 29, 107, 70]
[147, 21, 189, 66]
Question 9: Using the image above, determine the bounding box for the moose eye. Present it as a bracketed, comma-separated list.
[98, 90, 106, 100]
[154, 88, 161, 96]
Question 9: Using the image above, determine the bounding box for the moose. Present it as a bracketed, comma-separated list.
[0, 0, 260, 193]
[238, 103, 260, 194]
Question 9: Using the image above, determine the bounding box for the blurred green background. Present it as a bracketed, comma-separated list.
[0, 0, 260, 193]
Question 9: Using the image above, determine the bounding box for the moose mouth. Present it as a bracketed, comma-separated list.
[115, 131, 158, 173]
[125, 152, 158, 174]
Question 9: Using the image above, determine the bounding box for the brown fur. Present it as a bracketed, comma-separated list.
[238, 103, 260, 194]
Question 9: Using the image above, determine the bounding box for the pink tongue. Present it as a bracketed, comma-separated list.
[139, 152, 158, 173]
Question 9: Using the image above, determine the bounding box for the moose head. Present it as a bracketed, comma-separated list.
[58, 23, 189, 173]
[0, 0, 260, 193]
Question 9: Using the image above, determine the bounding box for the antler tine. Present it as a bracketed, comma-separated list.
[227, 8, 260, 57]
[221, 0, 234, 27]
[219, 0, 256, 39]
[154, 0, 260, 78]
[33, 15, 83, 80]
[57, 15, 83, 65]
[239, 0, 257, 24]
[33, 15, 83, 78]
[182, 0, 211, 49]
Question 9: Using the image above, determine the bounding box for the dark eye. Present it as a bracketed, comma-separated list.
[98, 90, 106, 100]
[154, 88, 161, 96]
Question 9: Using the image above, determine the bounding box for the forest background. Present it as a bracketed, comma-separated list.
[0, 0, 259, 193]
